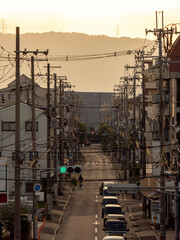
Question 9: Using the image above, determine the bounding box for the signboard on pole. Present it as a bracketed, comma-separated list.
[0, 157, 7, 192]
[0, 157, 8, 204]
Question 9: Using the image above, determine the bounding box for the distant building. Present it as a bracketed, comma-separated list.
[78, 92, 113, 131]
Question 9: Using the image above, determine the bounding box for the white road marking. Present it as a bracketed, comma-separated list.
[92, 221, 100, 225]
[95, 214, 98, 219]
[95, 236, 98, 240]
[95, 228, 98, 233]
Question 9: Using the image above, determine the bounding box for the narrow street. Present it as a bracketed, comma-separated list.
[55, 144, 137, 240]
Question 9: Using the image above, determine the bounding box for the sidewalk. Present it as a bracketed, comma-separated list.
[127, 196, 178, 240]
[39, 185, 72, 240]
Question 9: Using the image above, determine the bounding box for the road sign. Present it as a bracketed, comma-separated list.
[33, 183, 42, 192]
[140, 178, 158, 197]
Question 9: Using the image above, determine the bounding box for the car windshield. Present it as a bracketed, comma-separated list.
[106, 222, 126, 231]
[105, 207, 122, 215]
[103, 199, 118, 205]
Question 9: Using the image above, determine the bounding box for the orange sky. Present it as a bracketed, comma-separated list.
[1, 0, 180, 39]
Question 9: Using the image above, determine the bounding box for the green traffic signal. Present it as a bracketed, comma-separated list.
[60, 166, 67, 174]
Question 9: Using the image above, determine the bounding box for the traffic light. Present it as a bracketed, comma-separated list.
[59, 165, 82, 174]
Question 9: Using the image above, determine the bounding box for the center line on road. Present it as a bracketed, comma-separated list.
[95, 236, 98, 240]
[95, 227, 98, 233]
[95, 214, 98, 219]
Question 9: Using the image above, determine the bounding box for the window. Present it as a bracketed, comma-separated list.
[2, 122, 15, 131]
[26, 182, 33, 192]
[8, 94, 14, 100]
[25, 121, 38, 131]
[29, 152, 38, 161]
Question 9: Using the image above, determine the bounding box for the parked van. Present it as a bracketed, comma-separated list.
[103, 219, 129, 239]
[102, 204, 123, 218]
[103, 236, 125, 240]
[104, 214, 126, 227]
[101, 197, 119, 218]
[100, 181, 114, 195]
[101, 196, 119, 207]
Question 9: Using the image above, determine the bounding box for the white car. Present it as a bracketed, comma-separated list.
[100, 182, 114, 195]
[103, 236, 125, 240]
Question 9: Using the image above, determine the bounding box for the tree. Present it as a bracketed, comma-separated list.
[98, 123, 116, 152]
[79, 122, 87, 144]
[0, 202, 32, 239]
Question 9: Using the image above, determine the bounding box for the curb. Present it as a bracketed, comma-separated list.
[52, 191, 72, 240]
[127, 205, 139, 240]
[127, 205, 159, 240]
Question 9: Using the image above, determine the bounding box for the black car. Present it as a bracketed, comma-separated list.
[84, 140, 90, 146]
[103, 219, 129, 239]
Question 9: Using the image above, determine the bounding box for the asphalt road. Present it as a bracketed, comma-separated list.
[55, 144, 137, 240]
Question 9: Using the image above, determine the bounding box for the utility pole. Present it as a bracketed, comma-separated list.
[31, 56, 38, 240]
[14, 26, 21, 240]
[132, 74, 136, 181]
[158, 15, 166, 240]
[53, 73, 58, 205]
[175, 141, 179, 240]
[146, 11, 166, 239]
[46, 63, 52, 220]
[141, 50, 147, 216]
[58, 76, 67, 194]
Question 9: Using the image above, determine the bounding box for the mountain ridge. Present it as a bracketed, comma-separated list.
[0, 32, 153, 92]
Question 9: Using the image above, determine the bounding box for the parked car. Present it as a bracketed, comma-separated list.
[103, 214, 126, 227]
[84, 140, 90, 146]
[100, 181, 114, 195]
[101, 196, 119, 218]
[103, 219, 129, 239]
[102, 204, 123, 218]
[101, 196, 119, 207]
[103, 236, 125, 240]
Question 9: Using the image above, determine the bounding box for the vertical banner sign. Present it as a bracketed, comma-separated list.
[0, 157, 7, 192]
[0, 157, 8, 204]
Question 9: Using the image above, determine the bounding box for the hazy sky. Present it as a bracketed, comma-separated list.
[1, 0, 180, 38]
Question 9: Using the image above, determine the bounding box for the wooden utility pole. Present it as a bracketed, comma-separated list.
[58, 78, 64, 194]
[53, 73, 58, 204]
[132, 74, 136, 181]
[141, 51, 146, 178]
[158, 16, 166, 240]
[46, 63, 52, 220]
[14, 26, 21, 240]
[146, 11, 166, 239]
[31, 56, 38, 240]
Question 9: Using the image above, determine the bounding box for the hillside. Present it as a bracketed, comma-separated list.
[0, 32, 153, 92]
